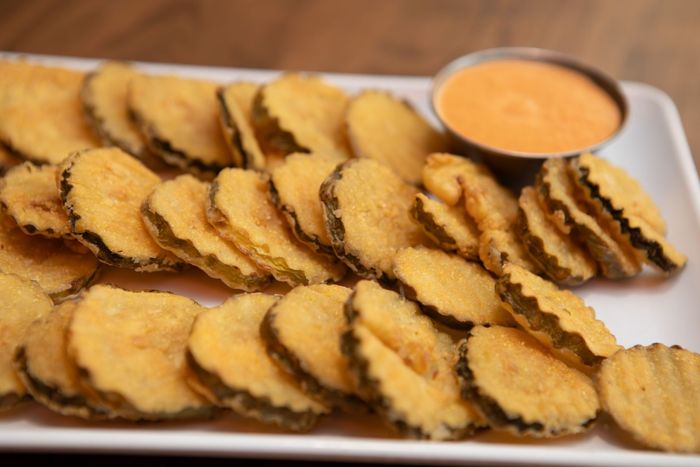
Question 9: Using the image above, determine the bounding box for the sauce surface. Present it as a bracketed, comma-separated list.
[436, 60, 621, 154]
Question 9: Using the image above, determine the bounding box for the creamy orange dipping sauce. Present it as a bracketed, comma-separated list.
[436, 60, 621, 154]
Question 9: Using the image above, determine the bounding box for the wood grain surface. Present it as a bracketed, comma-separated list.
[0, 1, 698, 465]
[0, 0, 698, 175]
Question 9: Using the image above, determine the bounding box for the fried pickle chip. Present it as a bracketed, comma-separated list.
[536, 158, 641, 279]
[622, 214, 688, 273]
[68, 285, 212, 420]
[0, 272, 53, 411]
[128, 73, 232, 176]
[0, 212, 99, 300]
[421, 153, 518, 231]
[261, 284, 365, 412]
[217, 82, 267, 171]
[0, 61, 99, 165]
[269, 152, 343, 256]
[516, 187, 597, 285]
[345, 91, 447, 184]
[410, 193, 480, 260]
[496, 263, 620, 367]
[394, 246, 514, 329]
[252, 74, 350, 159]
[455, 325, 599, 437]
[598, 344, 700, 453]
[421, 153, 482, 206]
[81, 62, 149, 160]
[0, 145, 20, 175]
[572, 152, 666, 235]
[59, 147, 182, 272]
[458, 165, 518, 232]
[342, 280, 485, 440]
[320, 158, 427, 280]
[186, 293, 328, 431]
[478, 229, 541, 277]
[571, 153, 686, 273]
[142, 174, 270, 290]
[14, 300, 109, 419]
[207, 168, 344, 285]
[0, 162, 71, 238]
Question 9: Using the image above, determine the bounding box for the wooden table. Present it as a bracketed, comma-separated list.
[0, 1, 697, 465]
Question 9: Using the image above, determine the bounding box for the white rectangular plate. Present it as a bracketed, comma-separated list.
[1, 53, 700, 466]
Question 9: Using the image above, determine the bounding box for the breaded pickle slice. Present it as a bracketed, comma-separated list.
[0, 61, 100, 165]
[0, 272, 53, 411]
[598, 344, 700, 453]
[496, 264, 620, 367]
[186, 293, 328, 431]
[60, 147, 182, 272]
[622, 214, 687, 273]
[68, 285, 212, 420]
[458, 164, 518, 232]
[217, 82, 267, 171]
[208, 168, 344, 285]
[411, 193, 480, 260]
[571, 154, 686, 273]
[142, 174, 270, 291]
[15, 301, 109, 419]
[0, 212, 99, 300]
[345, 91, 447, 185]
[394, 247, 514, 329]
[517, 187, 597, 285]
[342, 280, 485, 439]
[421, 153, 483, 206]
[270, 152, 343, 256]
[0, 163, 71, 238]
[81, 62, 148, 159]
[478, 229, 541, 277]
[421, 152, 518, 231]
[455, 326, 599, 437]
[128, 73, 232, 176]
[0, 145, 20, 175]
[320, 158, 427, 280]
[572, 152, 666, 235]
[536, 158, 641, 279]
[252, 74, 350, 159]
[261, 284, 365, 412]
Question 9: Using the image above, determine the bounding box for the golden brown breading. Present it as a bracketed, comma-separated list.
[346, 91, 447, 184]
[59, 147, 182, 272]
[207, 168, 345, 285]
[320, 158, 428, 280]
[129, 73, 233, 176]
[0, 272, 53, 411]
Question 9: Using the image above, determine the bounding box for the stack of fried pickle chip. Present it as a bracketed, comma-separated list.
[0, 58, 696, 455]
[420, 152, 686, 282]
